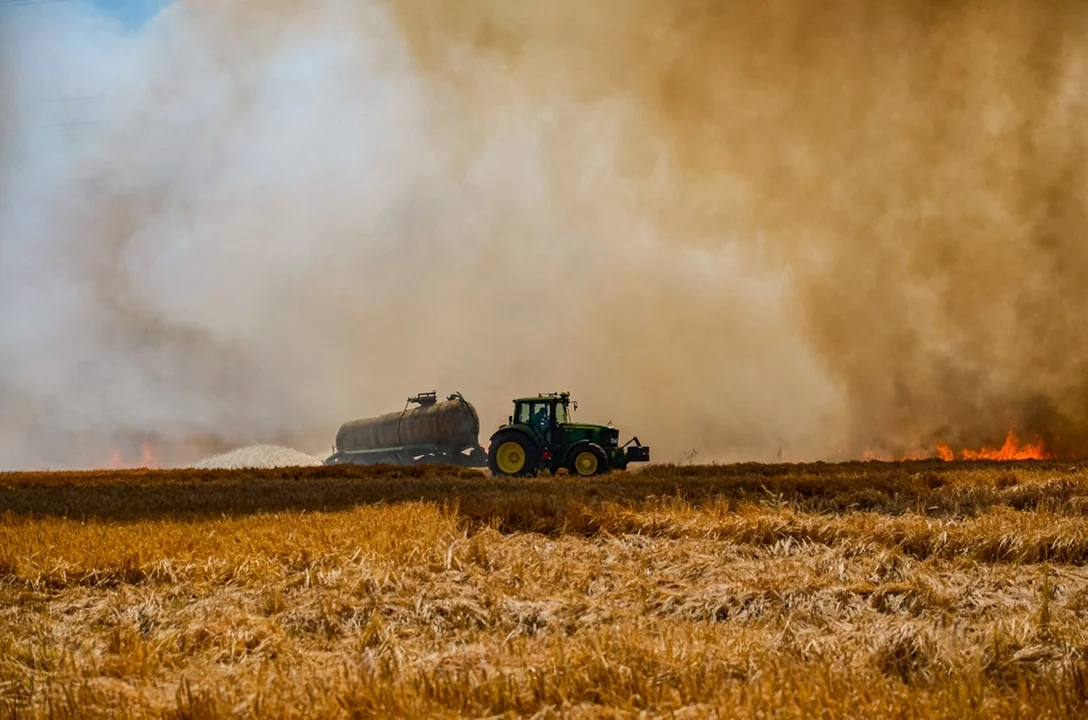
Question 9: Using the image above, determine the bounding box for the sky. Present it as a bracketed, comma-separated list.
[88, 0, 168, 30]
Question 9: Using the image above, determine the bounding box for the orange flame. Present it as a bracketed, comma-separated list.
[107, 447, 125, 469]
[140, 439, 161, 469]
[104, 437, 162, 469]
[944, 429, 1052, 461]
[860, 429, 1053, 463]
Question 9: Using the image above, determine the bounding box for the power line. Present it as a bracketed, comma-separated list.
[1, 0, 110, 155]
[0, 120, 103, 133]
[0, 0, 72, 6]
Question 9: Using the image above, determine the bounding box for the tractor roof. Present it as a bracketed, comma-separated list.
[513, 391, 571, 403]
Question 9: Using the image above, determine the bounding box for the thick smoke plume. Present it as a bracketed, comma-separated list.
[2, 0, 1087, 468]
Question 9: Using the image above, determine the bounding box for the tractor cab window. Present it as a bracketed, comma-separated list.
[529, 403, 552, 434]
[554, 402, 569, 425]
[515, 403, 532, 425]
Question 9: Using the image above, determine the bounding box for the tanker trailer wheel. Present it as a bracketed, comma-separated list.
[567, 442, 610, 477]
[488, 431, 540, 477]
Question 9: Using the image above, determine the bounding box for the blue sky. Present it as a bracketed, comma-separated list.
[89, 0, 172, 30]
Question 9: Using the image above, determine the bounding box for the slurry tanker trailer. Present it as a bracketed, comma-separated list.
[325, 391, 650, 477]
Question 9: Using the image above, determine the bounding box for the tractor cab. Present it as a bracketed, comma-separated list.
[511, 392, 573, 446]
[489, 391, 650, 477]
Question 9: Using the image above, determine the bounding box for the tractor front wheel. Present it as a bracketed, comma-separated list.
[488, 432, 540, 477]
[568, 443, 610, 477]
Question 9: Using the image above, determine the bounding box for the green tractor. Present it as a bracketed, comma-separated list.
[487, 392, 650, 477]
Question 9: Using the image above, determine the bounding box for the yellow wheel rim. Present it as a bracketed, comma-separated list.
[574, 451, 599, 476]
[496, 442, 526, 474]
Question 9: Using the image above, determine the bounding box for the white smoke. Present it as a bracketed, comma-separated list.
[0, 0, 837, 469]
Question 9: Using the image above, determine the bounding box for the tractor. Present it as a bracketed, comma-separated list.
[487, 392, 650, 477]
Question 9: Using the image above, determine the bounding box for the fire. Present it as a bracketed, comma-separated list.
[104, 437, 162, 469]
[107, 447, 125, 469]
[860, 429, 1053, 463]
[140, 439, 161, 469]
[939, 429, 1052, 462]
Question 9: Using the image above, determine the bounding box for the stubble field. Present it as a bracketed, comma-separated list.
[3, 461, 1088, 718]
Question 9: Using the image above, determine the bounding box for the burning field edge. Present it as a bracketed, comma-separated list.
[3, 461, 1088, 718]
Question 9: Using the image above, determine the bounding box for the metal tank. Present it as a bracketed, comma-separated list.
[327, 392, 487, 466]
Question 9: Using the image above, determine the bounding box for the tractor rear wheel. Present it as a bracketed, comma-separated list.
[568, 443, 610, 477]
[488, 432, 540, 477]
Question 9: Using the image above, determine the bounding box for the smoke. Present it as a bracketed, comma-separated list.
[390, 0, 1088, 458]
[3, 0, 1087, 469]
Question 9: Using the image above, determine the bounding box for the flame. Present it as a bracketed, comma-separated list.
[861, 428, 1048, 463]
[107, 447, 125, 469]
[949, 429, 1052, 461]
[860, 429, 1053, 462]
[140, 439, 161, 469]
[103, 437, 162, 469]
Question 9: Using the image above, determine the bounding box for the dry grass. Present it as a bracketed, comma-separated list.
[3, 461, 1088, 717]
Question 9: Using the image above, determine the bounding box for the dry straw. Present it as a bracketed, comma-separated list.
[2, 461, 1088, 717]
